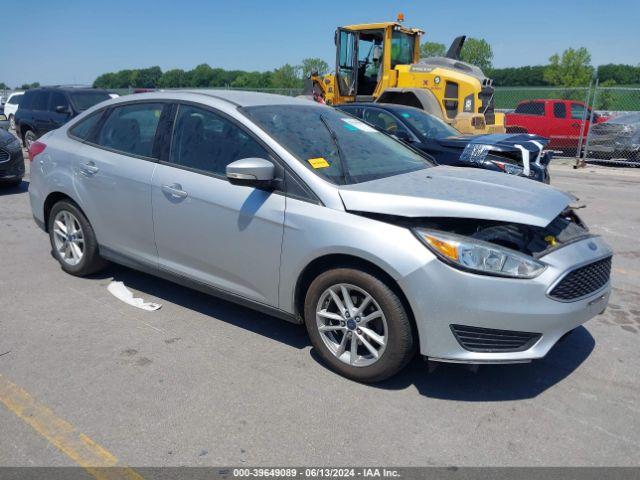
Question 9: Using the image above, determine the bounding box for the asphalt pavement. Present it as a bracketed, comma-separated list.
[0, 158, 639, 468]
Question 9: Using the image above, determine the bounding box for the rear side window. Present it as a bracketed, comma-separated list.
[169, 104, 268, 175]
[69, 112, 103, 140]
[553, 102, 566, 118]
[69, 91, 111, 111]
[363, 108, 410, 136]
[49, 92, 69, 112]
[8, 94, 23, 105]
[96, 103, 164, 158]
[20, 91, 35, 110]
[31, 92, 50, 111]
[514, 102, 545, 115]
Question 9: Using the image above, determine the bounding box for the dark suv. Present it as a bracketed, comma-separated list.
[15, 87, 112, 147]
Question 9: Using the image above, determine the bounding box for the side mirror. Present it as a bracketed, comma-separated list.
[55, 105, 70, 114]
[226, 158, 275, 189]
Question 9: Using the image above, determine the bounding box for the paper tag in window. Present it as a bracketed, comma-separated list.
[341, 118, 376, 132]
[308, 157, 330, 169]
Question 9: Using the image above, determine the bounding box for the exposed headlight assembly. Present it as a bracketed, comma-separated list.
[413, 228, 546, 279]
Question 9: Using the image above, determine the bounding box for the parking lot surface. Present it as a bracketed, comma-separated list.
[0, 159, 639, 467]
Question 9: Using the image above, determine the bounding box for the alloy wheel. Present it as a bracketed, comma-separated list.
[52, 210, 85, 266]
[315, 283, 388, 367]
[24, 131, 36, 149]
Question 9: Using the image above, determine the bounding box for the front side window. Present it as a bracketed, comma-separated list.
[570, 103, 590, 120]
[169, 104, 268, 175]
[243, 104, 431, 185]
[8, 94, 23, 105]
[363, 108, 409, 136]
[393, 107, 459, 139]
[97, 103, 163, 157]
[48, 92, 69, 112]
[69, 111, 103, 141]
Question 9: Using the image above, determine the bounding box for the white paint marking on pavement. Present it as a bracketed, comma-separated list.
[107, 281, 161, 311]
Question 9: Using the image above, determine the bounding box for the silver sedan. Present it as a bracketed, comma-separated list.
[28, 90, 612, 382]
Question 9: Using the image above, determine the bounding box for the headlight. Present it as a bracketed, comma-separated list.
[413, 228, 546, 279]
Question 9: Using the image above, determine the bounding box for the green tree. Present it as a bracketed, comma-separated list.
[420, 41, 446, 58]
[460, 38, 493, 71]
[300, 58, 330, 78]
[595, 79, 617, 110]
[20, 82, 40, 90]
[544, 47, 593, 87]
[231, 71, 272, 88]
[0, 82, 7, 90]
[158, 69, 188, 88]
[131, 66, 162, 88]
[271, 64, 301, 88]
[188, 64, 215, 87]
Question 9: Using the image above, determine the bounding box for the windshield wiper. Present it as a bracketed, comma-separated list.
[319, 114, 352, 185]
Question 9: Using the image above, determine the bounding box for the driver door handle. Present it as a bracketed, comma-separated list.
[161, 183, 188, 199]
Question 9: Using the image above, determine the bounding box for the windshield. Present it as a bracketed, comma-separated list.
[394, 107, 459, 139]
[69, 91, 111, 111]
[243, 105, 432, 185]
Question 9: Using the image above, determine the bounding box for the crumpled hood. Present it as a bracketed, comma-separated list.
[339, 166, 574, 227]
[436, 133, 549, 153]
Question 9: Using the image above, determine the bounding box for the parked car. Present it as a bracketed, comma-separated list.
[28, 91, 612, 382]
[15, 87, 111, 148]
[3, 91, 24, 130]
[0, 127, 25, 186]
[337, 103, 552, 183]
[505, 99, 607, 152]
[587, 112, 640, 161]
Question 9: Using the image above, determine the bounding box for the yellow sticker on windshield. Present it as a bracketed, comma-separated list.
[308, 157, 330, 169]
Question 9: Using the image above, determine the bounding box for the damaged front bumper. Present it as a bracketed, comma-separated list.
[398, 235, 612, 363]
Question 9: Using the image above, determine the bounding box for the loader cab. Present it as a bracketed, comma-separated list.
[335, 23, 420, 100]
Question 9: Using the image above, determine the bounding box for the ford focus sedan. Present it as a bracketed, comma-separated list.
[28, 91, 612, 382]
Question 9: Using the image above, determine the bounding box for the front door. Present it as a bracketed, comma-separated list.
[151, 104, 285, 307]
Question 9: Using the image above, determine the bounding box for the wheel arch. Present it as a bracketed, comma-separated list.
[42, 191, 86, 233]
[293, 253, 417, 333]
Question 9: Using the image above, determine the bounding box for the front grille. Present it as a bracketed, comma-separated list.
[0, 149, 9, 163]
[450, 325, 541, 353]
[549, 256, 612, 301]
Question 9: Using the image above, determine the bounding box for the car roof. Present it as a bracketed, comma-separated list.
[25, 87, 110, 94]
[336, 102, 427, 114]
[180, 89, 321, 108]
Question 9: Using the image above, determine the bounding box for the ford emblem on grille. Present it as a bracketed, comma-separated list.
[588, 241, 598, 251]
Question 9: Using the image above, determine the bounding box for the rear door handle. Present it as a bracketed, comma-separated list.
[161, 183, 188, 199]
[79, 161, 99, 176]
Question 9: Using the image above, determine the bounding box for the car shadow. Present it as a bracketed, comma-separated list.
[369, 325, 595, 401]
[0, 179, 29, 195]
[93, 263, 310, 350]
[92, 263, 594, 400]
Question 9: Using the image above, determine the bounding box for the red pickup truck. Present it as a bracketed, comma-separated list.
[505, 99, 607, 151]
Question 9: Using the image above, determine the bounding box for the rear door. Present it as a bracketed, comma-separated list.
[151, 103, 285, 306]
[548, 101, 568, 149]
[31, 91, 51, 135]
[568, 102, 591, 149]
[73, 101, 167, 265]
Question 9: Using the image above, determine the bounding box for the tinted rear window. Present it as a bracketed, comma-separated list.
[514, 102, 545, 115]
[69, 92, 111, 111]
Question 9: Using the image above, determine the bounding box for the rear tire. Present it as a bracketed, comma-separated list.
[48, 200, 107, 276]
[9, 115, 15, 131]
[304, 268, 415, 383]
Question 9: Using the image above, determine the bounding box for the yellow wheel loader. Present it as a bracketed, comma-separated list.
[307, 16, 505, 135]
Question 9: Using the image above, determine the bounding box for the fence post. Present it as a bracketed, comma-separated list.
[581, 78, 599, 167]
[575, 79, 593, 168]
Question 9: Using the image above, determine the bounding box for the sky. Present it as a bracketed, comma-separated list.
[1, 0, 639, 87]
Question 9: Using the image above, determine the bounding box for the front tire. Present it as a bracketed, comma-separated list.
[304, 268, 415, 383]
[23, 130, 37, 149]
[48, 200, 107, 276]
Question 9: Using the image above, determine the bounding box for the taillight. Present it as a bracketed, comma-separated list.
[28, 141, 46, 161]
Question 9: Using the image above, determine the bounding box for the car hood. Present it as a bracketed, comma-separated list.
[338, 166, 574, 227]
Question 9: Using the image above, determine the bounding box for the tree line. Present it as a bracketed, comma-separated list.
[4, 43, 639, 92]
